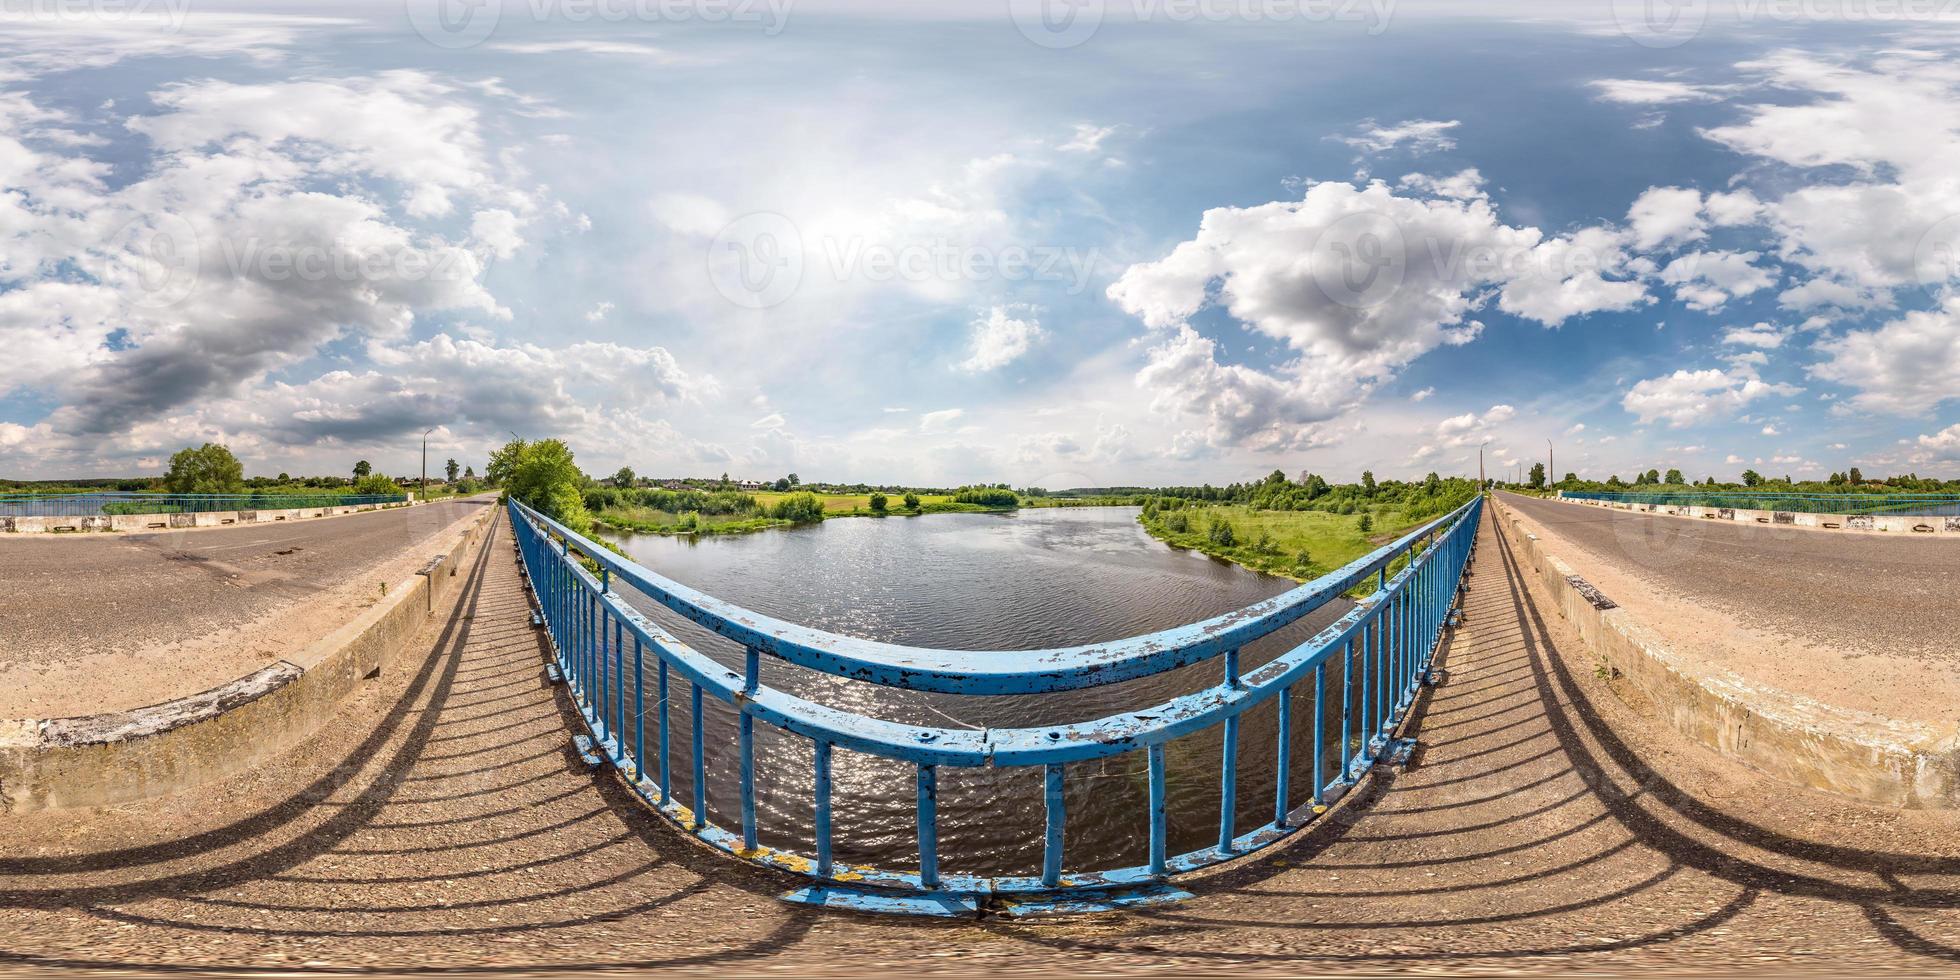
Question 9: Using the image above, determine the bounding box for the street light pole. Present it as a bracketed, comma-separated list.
[421, 426, 436, 502]
[1479, 440, 1489, 491]
[1547, 438, 1554, 494]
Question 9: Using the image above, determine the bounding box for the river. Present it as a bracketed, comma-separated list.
[600, 506, 1363, 879]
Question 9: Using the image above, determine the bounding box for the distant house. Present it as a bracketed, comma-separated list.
[736, 480, 764, 491]
[661, 480, 686, 491]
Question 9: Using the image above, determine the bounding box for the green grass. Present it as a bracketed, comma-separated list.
[591, 504, 793, 537]
[1138, 503, 1444, 582]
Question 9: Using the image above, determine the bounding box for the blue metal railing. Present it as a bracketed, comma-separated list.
[1561, 490, 1960, 517]
[507, 494, 1481, 914]
[0, 492, 408, 518]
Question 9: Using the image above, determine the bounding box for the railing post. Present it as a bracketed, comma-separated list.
[633, 635, 645, 782]
[740, 646, 759, 852]
[690, 683, 706, 829]
[813, 740, 834, 877]
[1146, 743, 1167, 877]
[657, 660, 672, 804]
[917, 765, 940, 889]
[1042, 763, 1066, 888]
[1274, 684, 1292, 828]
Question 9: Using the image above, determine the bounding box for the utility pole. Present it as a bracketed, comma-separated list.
[1479, 439, 1489, 491]
[421, 426, 436, 502]
[1547, 438, 1554, 494]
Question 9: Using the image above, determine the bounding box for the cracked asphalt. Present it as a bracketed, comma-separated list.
[3, 509, 1958, 976]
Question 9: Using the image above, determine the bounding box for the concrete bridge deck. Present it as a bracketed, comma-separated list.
[0, 495, 498, 718]
[3, 510, 1958, 975]
[1500, 493, 1960, 725]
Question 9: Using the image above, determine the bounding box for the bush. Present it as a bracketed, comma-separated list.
[869, 492, 888, 512]
[768, 492, 825, 523]
[1357, 513, 1374, 534]
[353, 474, 398, 496]
[1208, 519, 1236, 548]
[1163, 512, 1189, 533]
[903, 492, 920, 510]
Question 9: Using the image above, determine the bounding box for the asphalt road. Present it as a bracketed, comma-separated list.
[0, 495, 497, 713]
[1501, 492, 1960, 661]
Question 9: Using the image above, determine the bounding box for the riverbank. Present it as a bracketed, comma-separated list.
[593, 497, 1016, 538]
[1135, 500, 1468, 581]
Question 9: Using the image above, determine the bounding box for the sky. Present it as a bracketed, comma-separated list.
[5, 0, 1960, 487]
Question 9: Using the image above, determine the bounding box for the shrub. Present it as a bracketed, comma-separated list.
[353, 474, 398, 496]
[1208, 519, 1236, 548]
[1163, 512, 1189, 533]
[1357, 513, 1374, 534]
[768, 492, 825, 523]
[869, 492, 888, 512]
[952, 486, 1019, 507]
[903, 492, 920, 510]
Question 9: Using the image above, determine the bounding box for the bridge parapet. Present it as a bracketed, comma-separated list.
[508, 495, 1482, 916]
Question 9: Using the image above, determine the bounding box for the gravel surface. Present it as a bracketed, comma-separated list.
[2, 511, 1958, 976]
[0, 495, 497, 717]
[1500, 493, 1960, 724]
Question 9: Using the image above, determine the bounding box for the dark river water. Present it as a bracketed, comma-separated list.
[600, 507, 1368, 879]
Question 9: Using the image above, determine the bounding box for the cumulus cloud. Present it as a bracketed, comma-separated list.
[1810, 297, 1960, 415]
[1657, 251, 1775, 311]
[1589, 78, 1730, 104]
[1109, 179, 1645, 451]
[1622, 367, 1802, 427]
[958, 305, 1045, 372]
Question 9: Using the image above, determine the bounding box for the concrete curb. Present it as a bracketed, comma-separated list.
[0, 499, 422, 535]
[0, 507, 496, 813]
[1557, 492, 1960, 536]
[1492, 496, 1960, 809]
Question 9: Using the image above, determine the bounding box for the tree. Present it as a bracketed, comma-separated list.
[787, 473, 800, 486]
[1664, 468, 1684, 485]
[1849, 466, 1864, 484]
[1741, 469, 1763, 487]
[612, 466, 636, 488]
[276, 471, 290, 483]
[354, 473, 397, 496]
[486, 439, 526, 487]
[1528, 462, 1546, 489]
[165, 443, 245, 495]
[1361, 470, 1377, 496]
[501, 438, 592, 533]
[903, 492, 920, 510]
[1564, 472, 1577, 485]
[1357, 513, 1374, 534]
[464, 464, 475, 480]
[869, 492, 888, 512]
[1424, 472, 1442, 496]
[1207, 519, 1236, 548]
[1644, 469, 1661, 485]
[773, 477, 790, 491]
[445, 458, 460, 482]
[1265, 468, 1288, 485]
[353, 460, 372, 479]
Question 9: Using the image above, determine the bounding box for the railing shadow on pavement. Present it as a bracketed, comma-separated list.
[974, 512, 1960, 965]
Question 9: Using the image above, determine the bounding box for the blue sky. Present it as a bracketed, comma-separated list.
[3, 1, 1960, 485]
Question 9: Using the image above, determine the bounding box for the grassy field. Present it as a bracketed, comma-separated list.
[748, 491, 1013, 517]
[593, 490, 1014, 538]
[1138, 502, 1453, 582]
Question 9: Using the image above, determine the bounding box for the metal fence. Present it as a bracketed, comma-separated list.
[508, 494, 1481, 915]
[1561, 490, 1960, 517]
[0, 492, 408, 518]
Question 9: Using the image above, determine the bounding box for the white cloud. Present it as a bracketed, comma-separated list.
[1410, 387, 1435, 401]
[585, 301, 615, 322]
[1622, 367, 1802, 427]
[1108, 179, 1644, 451]
[1060, 123, 1116, 154]
[1589, 79, 1727, 104]
[1397, 168, 1486, 200]
[1626, 186, 1708, 251]
[1657, 251, 1775, 311]
[1337, 118, 1460, 156]
[1811, 297, 1960, 414]
[958, 305, 1046, 372]
[1720, 322, 1787, 348]
[919, 408, 965, 433]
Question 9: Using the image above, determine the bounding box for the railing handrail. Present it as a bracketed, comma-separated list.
[511, 495, 1476, 696]
[1564, 490, 1960, 500]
